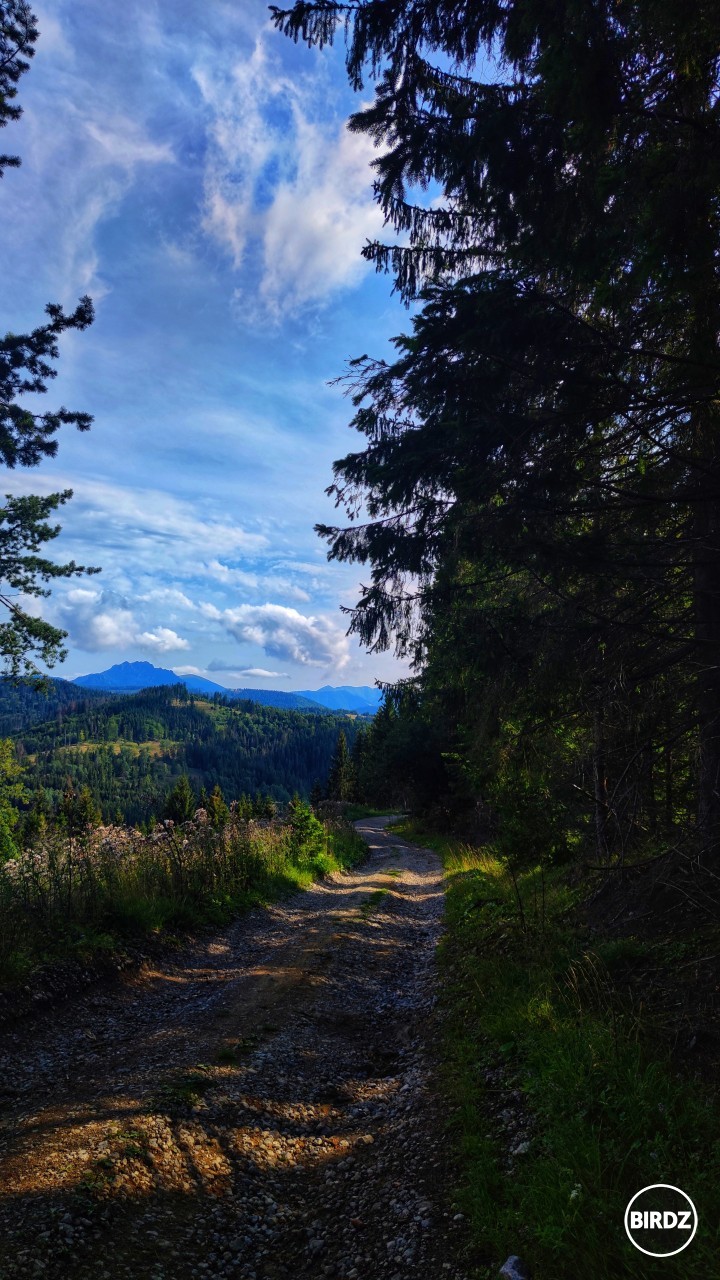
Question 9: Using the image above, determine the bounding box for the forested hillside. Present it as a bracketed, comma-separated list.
[0, 677, 107, 736]
[8, 684, 359, 827]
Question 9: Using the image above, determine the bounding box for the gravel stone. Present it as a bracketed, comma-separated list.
[0, 818, 471, 1280]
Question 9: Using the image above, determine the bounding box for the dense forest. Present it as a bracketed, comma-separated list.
[267, 6, 720, 1272]
[1, 683, 360, 829]
[273, 0, 720, 884]
[0, 677, 107, 735]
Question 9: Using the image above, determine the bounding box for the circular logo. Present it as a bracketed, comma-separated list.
[624, 1184, 698, 1258]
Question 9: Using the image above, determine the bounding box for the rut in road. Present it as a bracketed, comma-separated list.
[0, 818, 470, 1280]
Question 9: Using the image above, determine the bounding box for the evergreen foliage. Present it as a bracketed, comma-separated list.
[0, 0, 36, 176]
[164, 774, 195, 825]
[275, 1, 720, 864]
[0, 735, 25, 857]
[326, 729, 355, 801]
[0, 684, 359, 829]
[0, 0, 97, 680]
[59, 781, 101, 836]
[207, 783, 229, 829]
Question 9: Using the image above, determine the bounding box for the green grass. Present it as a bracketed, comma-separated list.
[341, 803, 398, 821]
[215, 1045, 240, 1066]
[216, 1033, 261, 1066]
[0, 817, 368, 988]
[359, 886, 389, 920]
[394, 820, 720, 1279]
[150, 1069, 215, 1112]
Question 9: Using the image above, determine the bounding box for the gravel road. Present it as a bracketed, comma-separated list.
[0, 817, 470, 1280]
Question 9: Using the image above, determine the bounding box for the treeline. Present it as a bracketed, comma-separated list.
[275, 1, 720, 880]
[4, 685, 359, 831]
[0, 677, 107, 736]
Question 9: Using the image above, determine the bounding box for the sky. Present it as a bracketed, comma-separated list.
[0, 0, 411, 690]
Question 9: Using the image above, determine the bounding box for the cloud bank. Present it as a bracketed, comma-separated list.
[209, 602, 350, 669]
[58, 589, 190, 653]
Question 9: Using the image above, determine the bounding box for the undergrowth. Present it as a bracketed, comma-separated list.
[392, 820, 720, 1279]
[0, 807, 366, 987]
[340, 803, 398, 821]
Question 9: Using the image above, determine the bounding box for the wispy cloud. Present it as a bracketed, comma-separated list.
[207, 663, 289, 679]
[237, 667, 289, 679]
[84, 116, 175, 168]
[13, 87, 175, 300]
[2, 475, 268, 575]
[206, 559, 310, 602]
[194, 33, 384, 314]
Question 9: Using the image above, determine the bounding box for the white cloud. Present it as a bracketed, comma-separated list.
[203, 187, 249, 270]
[217, 602, 350, 670]
[33, 5, 74, 59]
[199, 602, 224, 621]
[137, 627, 189, 654]
[259, 116, 383, 313]
[206, 559, 310, 602]
[85, 117, 175, 168]
[57, 588, 189, 654]
[235, 667, 289, 679]
[272, 558, 333, 577]
[17, 98, 175, 299]
[2, 475, 268, 574]
[137, 587, 196, 611]
[194, 34, 384, 313]
[67, 479, 267, 558]
[207, 660, 288, 679]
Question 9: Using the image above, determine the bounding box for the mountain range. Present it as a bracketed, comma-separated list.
[72, 662, 383, 713]
[295, 684, 383, 713]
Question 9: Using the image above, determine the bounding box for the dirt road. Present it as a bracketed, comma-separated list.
[0, 818, 469, 1280]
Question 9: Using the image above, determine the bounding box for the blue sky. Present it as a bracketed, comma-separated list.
[0, 0, 411, 689]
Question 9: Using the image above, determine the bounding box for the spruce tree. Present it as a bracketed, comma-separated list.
[60, 781, 100, 835]
[275, 1, 720, 859]
[326, 730, 354, 802]
[164, 775, 195, 825]
[208, 783, 229, 829]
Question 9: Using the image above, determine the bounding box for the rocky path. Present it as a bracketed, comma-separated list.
[0, 818, 470, 1280]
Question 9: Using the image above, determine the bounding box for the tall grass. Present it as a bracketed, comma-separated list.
[0, 806, 366, 984]
[392, 821, 720, 1279]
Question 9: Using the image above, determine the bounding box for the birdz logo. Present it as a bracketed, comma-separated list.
[624, 1185, 698, 1257]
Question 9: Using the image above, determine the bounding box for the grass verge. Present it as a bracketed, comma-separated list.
[0, 813, 367, 990]
[392, 820, 720, 1279]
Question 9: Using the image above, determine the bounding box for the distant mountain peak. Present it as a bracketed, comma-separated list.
[71, 662, 382, 714]
[73, 660, 228, 696]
